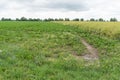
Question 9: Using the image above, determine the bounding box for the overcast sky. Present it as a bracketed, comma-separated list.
[0, 0, 120, 20]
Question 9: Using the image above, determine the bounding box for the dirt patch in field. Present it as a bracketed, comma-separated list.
[81, 39, 99, 61]
[72, 38, 99, 60]
[0, 50, 2, 53]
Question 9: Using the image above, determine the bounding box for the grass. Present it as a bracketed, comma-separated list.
[0, 21, 120, 80]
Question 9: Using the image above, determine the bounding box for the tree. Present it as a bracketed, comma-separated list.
[33, 18, 41, 21]
[48, 18, 54, 21]
[54, 18, 59, 21]
[90, 18, 95, 21]
[1, 17, 5, 21]
[1, 17, 12, 21]
[80, 18, 84, 21]
[28, 18, 33, 21]
[58, 18, 64, 21]
[43, 19, 48, 21]
[65, 18, 70, 21]
[20, 17, 27, 21]
[16, 18, 20, 21]
[96, 19, 99, 22]
[99, 18, 104, 22]
[73, 18, 79, 21]
[110, 18, 117, 22]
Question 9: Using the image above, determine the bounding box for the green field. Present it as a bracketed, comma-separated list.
[0, 21, 120, 80]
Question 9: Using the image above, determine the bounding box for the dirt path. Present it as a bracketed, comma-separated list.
[81, 39, 99, 61]
[0, 50, 2, 53]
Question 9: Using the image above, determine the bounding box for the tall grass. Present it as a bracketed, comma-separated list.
[58, 21, 120, 40]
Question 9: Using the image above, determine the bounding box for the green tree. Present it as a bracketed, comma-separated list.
[90, 18, 95, 21]
[48, 18, 54, 21]
[1, 17, 12, 21]
[16, 18, 19, 21]
[110, 18, 117, 22]
[58, 18, 64, 21]
[99, 18, 104, 22]
[20, 17, 27, 21]
[80, 18, 84, 21]
[73, 18, 79, 21]
[65, 18, 70, 21]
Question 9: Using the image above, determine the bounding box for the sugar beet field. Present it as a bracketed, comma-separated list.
[0, 21, 120, 80]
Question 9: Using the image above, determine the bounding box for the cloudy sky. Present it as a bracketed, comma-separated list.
[0, 0, 120, 20]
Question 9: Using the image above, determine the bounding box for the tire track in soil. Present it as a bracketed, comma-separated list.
[81, 39, 99, 61]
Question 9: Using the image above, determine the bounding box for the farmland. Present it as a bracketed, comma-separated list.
[57, 21, 120, 39]
[0, 21, 120, 80]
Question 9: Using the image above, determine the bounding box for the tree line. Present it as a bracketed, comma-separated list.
[0, 17, 118, 22]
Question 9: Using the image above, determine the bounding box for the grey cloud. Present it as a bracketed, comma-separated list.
[0, 2, 8, 11]
[11, 0, 34, 3]
[44, 1, 89, 11]
[12, 0, 89, 12]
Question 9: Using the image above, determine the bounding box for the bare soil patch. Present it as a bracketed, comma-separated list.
[81, 39, 99, 61]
